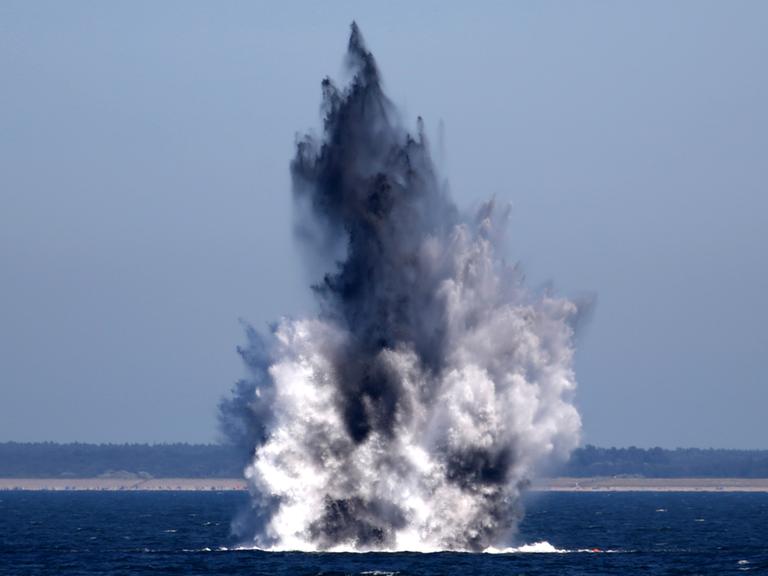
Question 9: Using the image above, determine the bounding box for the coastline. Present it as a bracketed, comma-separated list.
[0, 478, 247, 491]
[535, 477, 768, 492]
[2, 477, 768, 492]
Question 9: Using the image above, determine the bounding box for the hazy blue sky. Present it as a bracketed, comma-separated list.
[1, 1, 766, 448]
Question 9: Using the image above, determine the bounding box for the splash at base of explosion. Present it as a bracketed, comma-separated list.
[216, 540, 584, 554]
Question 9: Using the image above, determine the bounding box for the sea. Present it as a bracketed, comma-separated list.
[1, 491, 766, 575]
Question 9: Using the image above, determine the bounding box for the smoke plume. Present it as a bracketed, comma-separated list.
[220, 23, 582, 552]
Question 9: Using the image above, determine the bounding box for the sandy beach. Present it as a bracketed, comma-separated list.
[2, 477, 768, 492]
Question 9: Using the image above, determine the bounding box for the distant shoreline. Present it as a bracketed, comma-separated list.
[536, 477, 768, 492]
[0, 478, 247, 491]
[2, 477, 768, 492]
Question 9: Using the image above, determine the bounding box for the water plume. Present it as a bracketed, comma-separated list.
[220, 22, 582, 552]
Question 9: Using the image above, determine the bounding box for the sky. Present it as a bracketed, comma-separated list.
[1, 1, 766, 448]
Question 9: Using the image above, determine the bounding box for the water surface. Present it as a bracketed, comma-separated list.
[1, 491, 766, 574]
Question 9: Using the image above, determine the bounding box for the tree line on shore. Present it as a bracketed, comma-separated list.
[1, 442, 768, 478]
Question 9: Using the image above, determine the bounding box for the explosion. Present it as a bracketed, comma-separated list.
[220, 23, 582, 552]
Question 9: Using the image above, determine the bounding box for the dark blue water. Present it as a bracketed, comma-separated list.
[1, 491, 767, 575]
